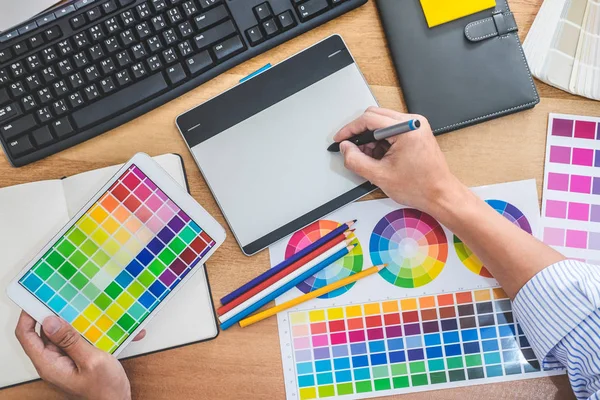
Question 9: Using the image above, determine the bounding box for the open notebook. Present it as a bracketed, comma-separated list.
[0, 154, 218, 389]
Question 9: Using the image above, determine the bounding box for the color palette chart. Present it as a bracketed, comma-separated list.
[19, 165, 215, 353]
[454, 200, 532, 278]
[284, 288, 558, 399]
[542, 114, 600, 264]
[270, 181, 554, 399]
[286, 220, 364, 299]
[369, 209, 447, 288]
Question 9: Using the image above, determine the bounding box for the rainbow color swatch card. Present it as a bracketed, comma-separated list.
[269, 180, 564, 399]
[542, 113, 600, 263]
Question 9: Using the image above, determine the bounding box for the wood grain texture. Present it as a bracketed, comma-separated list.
[2, 0, 598, 398]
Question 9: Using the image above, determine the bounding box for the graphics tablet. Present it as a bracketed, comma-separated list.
[177, 35, 378, 255]
[7, 153, 226, 356]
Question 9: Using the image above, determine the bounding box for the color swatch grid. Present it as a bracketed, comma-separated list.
[286, 220, 364, 299]
[542, 114, 600, 262]
[19, 165, 215, 353]
[288, 288, 543, 400]
[370, 209, 447, 289]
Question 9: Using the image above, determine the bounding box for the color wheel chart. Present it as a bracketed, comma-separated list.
[542, 114, 600, 264]
[19, 165, 215, 354]
[369, 209, 447, 288]
[286, 220, 364, 299]
[454, 200, 533, 278]
[270, 180, 554, 399]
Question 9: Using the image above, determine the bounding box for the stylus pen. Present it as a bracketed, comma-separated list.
[219, 220, 356, 306]
[220, 244, 357, 330]
[327, 119, 421, 152]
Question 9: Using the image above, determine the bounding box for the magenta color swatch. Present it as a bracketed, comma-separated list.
[552, 118, 574, 137]
[572, 148, 594, 166]
[575, 121, 596, 139]
[544, 227, 565, 246]
[589, 232, 600, 251]
[568, 202, 590, 221]
[367, 328, 384, 340]
[330, 332, 347, 345]
[566, 230, 588, 249]
[547, 173, 569, 191]
[348, 330, 365, 343]
[545, 200, 568, 219]
[549, 146, 571, 164]
[591, 205, 600, 223]
[570, 175, 592, 194]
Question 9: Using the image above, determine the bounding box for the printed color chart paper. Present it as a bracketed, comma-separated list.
[270, 181, 564, 399]
[542, 113, 600, 263]
[19, 165, 216, 354]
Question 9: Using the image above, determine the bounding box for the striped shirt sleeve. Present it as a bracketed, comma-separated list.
[512, 260, 600, 399]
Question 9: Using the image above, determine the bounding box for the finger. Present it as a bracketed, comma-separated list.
[132, 329, 146, 342]
[41, 330, 63, 355]
[42, 316, 96, 363]
[333, 112, 400, 143]
[15, 311, 46, 366]
[340, 141, 384, 184]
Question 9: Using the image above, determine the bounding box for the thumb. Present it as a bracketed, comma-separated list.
[43, 316, 94, 362]
[340, 141, 383, 184]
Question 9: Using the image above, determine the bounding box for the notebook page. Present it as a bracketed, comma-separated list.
[0, 180, 69, 389]
[61, 154, 218, 360]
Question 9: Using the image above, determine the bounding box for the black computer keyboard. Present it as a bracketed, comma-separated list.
[0, 0, 367, 167]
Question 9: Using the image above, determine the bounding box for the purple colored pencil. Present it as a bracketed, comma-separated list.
[220, 220, 357, 306]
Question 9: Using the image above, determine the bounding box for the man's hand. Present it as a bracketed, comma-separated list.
[334, 107, 462, 216]
[15, 311, 145, 400]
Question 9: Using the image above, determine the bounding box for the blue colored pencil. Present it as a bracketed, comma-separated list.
[220, 244, 356, 330]
[220, 220, 356, 306]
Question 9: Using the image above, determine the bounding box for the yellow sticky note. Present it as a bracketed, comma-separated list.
[420, 0, 496, 28]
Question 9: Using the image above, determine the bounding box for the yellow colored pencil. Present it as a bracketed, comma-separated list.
[239, 264, 387, 328]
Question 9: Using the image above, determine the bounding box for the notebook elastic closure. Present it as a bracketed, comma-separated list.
[465, 11, 518, 42]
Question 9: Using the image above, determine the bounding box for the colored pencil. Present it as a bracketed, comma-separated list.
[220, 244, 356, 330]
[220, 220, 357, 305]
[239, 264, 387, 328]
[217, 231, 354, 316]
[219, 240, 351, 323]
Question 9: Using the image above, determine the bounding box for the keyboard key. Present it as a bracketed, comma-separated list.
[57, 39, 74, 56]
[105, 17, 121, 34]
[25, 55, 43, 71]
[35, 107, 53, 123]
[18, 22, 38, 35]
[132, 43, 148, 59]
[7, 135, 34, 157]
[52, 80, 69, 97]
[1, 114, 36, 141]
[87, 7, 103, 22]
[89, 44, 105, 60]
[85, 65, 101, 81]
[262, 19, 279, 37]
[0, 30, 19, 43]
[194, 5, 229, 31]
[246, 26, 263, 46]
[69, 72, 85, 88]
[70, 15, 88, 29]
[10, 62, 25, 78]
[13, 42, 28, 56]
[89, 25, 106, 41]
[116, 50, 133, 67]
[131, 62, 147, 79]
[58, 59, 74, 75]
[44, 26, 62, 41]
[72, 73, 168, 128]
[185, 51, 213, 75]
[73, 51, 90, 68]
[254, 3, 272, 21]
[121, 10, 136, 27]
[41, 66, 58, 83]
[165, 63, 186, 84]
[74, 32, 90, 48]
[36, 88, 53, 104]
[115, 70, 132, 86]
[75, 0, 97, 9]
[0, 49, 12, 63]
[42, 47, 59, 63]
[151, 0, 168, 12]
[102, 0, 118, 14]
[0, 103, 21, 123]
[137, 3, 152, 19]
[182, 1, 197, 17]
[163, 28, 178, 45]
[21, 95, 37, 111]
[55, 5, 76, 18]
[278, 10, 296, 30]
[36, 14, 56, 27]
[179, 21, 194, 37]
[151, 15, 167, 31]
[120, 29, 136, 46]
[28, 34, 44, 48]
[52, 99, 69, 115]
[119, 0, 136, 5]
[147, 55, 162, 71]
[198, 0, 221, 9]
[32, 126, 54, 146]
[135, 22, 152, 39]
[194, 20, 236, 50]
[68, 92, 85, 108]
[83, 84, 101, 100]
[25, 74, 43, 90]
[52, 117, 74, 138]
[162, 48, 177, 64]
[178, 40, 193, 57]
[10, 82, 26, 97]
[0, 70, 8, 85]
[213, 35, 244, 60]
[297, 0, 329, 21]
[100, 76, 117, 93]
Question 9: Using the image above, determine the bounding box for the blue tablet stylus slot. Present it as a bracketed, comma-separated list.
[240, 64, 272, 83]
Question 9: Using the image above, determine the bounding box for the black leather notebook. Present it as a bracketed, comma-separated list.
[376, 0, 539, 134]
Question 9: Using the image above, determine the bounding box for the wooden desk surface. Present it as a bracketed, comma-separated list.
[3, 1, 600, 398]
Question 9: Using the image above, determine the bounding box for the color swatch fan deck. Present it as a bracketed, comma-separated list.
[19, 165, 216, 354]
[542, 114, 600, 264]
[269, 180, 564, 399]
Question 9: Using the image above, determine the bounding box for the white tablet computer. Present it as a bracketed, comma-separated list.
[7, 153, 225, 357]
[176, 35, 378, 255]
